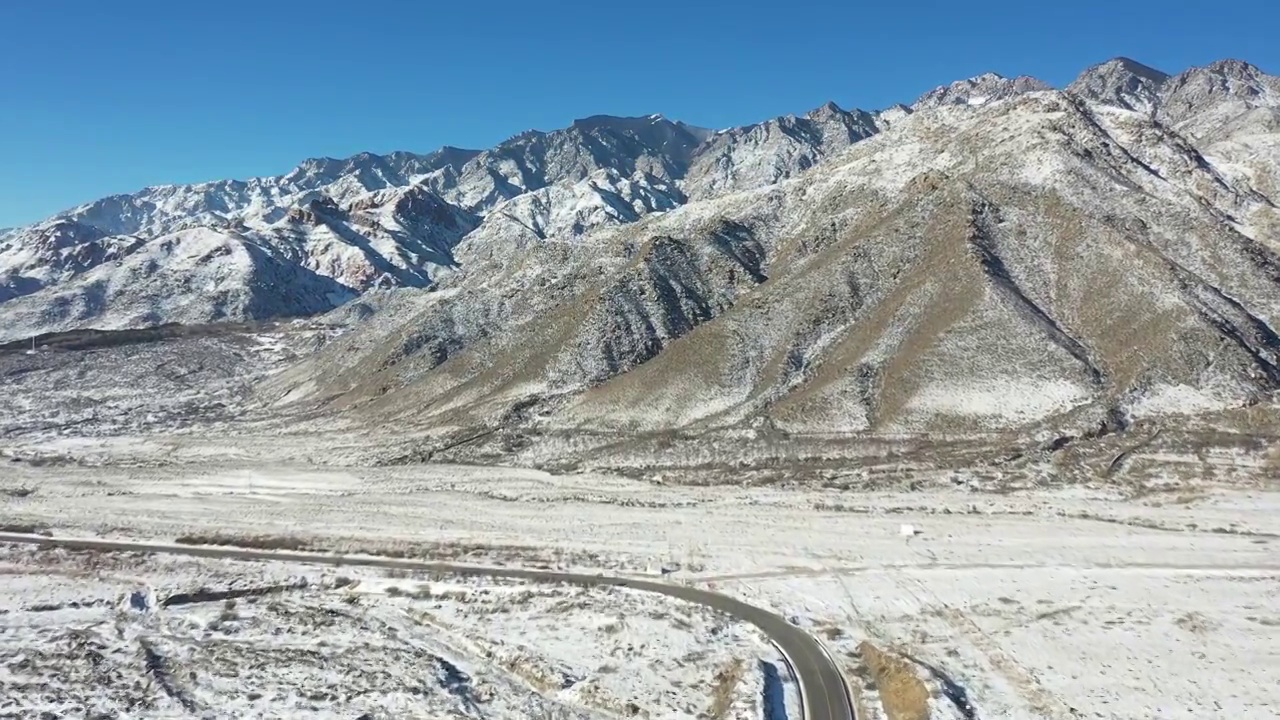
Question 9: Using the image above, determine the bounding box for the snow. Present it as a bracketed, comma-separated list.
[905, 378, 1090, 424]
[1127, 383, 1238, 417]
[739, 566, 1280, 719]
[2, 60, 1277, 441]
[3, 58, 1280, 718]
[0, 541, 787, 719]
[3, 463, 1278, 718]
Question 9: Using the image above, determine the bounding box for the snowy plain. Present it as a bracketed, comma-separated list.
[1, 461, 1277, 719]
[0, 545, 794, 719]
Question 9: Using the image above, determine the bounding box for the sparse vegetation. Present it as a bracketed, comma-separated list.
[819, 624, 846, 640]
[859, 641, 930, 720]
[706, 658, 745, 719]
[0, 523, 50, 536]
[1175, 611, 1220, 635]
[173, 533, 312, 552]
[843, 658, 878, 720]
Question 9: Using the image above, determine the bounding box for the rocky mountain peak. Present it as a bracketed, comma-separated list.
[421, 113, 716, 214]
[805, 101, 845, 119]
[1066, 57, 1170, 112]
[1157, 58, 1280, 132]
[913, 72, 1051, 110]
[1110, 56, 1170, 78]
[29, 218, 109, 248]
[679, 98, 881, 200]
[1204, 58, 1266, 78]
[569, 114, 712, 152]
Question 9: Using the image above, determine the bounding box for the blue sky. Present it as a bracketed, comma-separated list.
[1, 0, 1277, 228]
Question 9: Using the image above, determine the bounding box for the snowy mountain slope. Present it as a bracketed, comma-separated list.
[1065, 57, 1170, 113]
[56, 147, 480, 238]
[4, 56, 1280, 442]
[422, 115, 713, 214]
[471, 169, 687, 248]
[1196, 107, 1280, 219]
[261, 84, 1280, 440]
[0, 219, 143, 302]
[912, 72, 1052, 109]
[682, 102, 881, 200]
[274, 183, 481, 288]
[1157, 59, 1280, 137]
[1146, 60, 1280, 216]
[0, 182, 481, 341]
[0, 116, 724, 338]
[0, 67, 1114, 336]
[0, 228, 355, 340]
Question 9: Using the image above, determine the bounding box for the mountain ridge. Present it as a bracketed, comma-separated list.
[8, 56, 1276, 237]
[256, 83, 1279, 442]
[3, 56, 1279, 443]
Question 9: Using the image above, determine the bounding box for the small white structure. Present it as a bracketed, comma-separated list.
[24, 338, 37, 355]
[899, 524, 918, 538]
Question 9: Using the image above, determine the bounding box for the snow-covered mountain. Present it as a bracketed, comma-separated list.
[912, 72, 1052, 109]
[683, 102, 883, 200]
[0, 180, 481, 338]
[474, 169, 687, 248]
[1066, 57, 1171, 113]
[422, 115, 712, 213]
[4, 57, 1280, 440]
[1159, 59, 1280, 133]
[54, 148, 480, 239]
[256, 57, 1280, 442]
[0, 115, 733, 335]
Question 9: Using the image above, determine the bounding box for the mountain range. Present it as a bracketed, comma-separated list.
[3, 56, 1278, 440]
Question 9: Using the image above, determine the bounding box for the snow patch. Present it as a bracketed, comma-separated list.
[905, 379, 1090, 423]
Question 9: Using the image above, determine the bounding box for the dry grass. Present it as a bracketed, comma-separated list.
[173, 533, 312, 552]
[843, 657, 877, 720]
[1175, 611, 1220, 635]
[0, 522, 50, 535]
[1266, 442, 1280, 474]
[850, 684, 876, 720]
[859, 641, 930, 720]
[818, 624, 846, 640]
[707, 658, 745, 719]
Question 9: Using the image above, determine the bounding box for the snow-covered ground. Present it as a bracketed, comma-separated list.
[0, 545, 796, 719]
[2, 462, 1278, 718]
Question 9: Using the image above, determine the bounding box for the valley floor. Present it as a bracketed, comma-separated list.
[1, 462, 1278, 719]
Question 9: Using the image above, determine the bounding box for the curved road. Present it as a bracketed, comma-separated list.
[0, 532, 854, 720]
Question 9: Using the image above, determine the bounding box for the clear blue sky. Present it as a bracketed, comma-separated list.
[1, 0, 1277, 228]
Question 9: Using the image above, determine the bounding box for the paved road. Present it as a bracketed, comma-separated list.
[0, 532, 854, 720]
